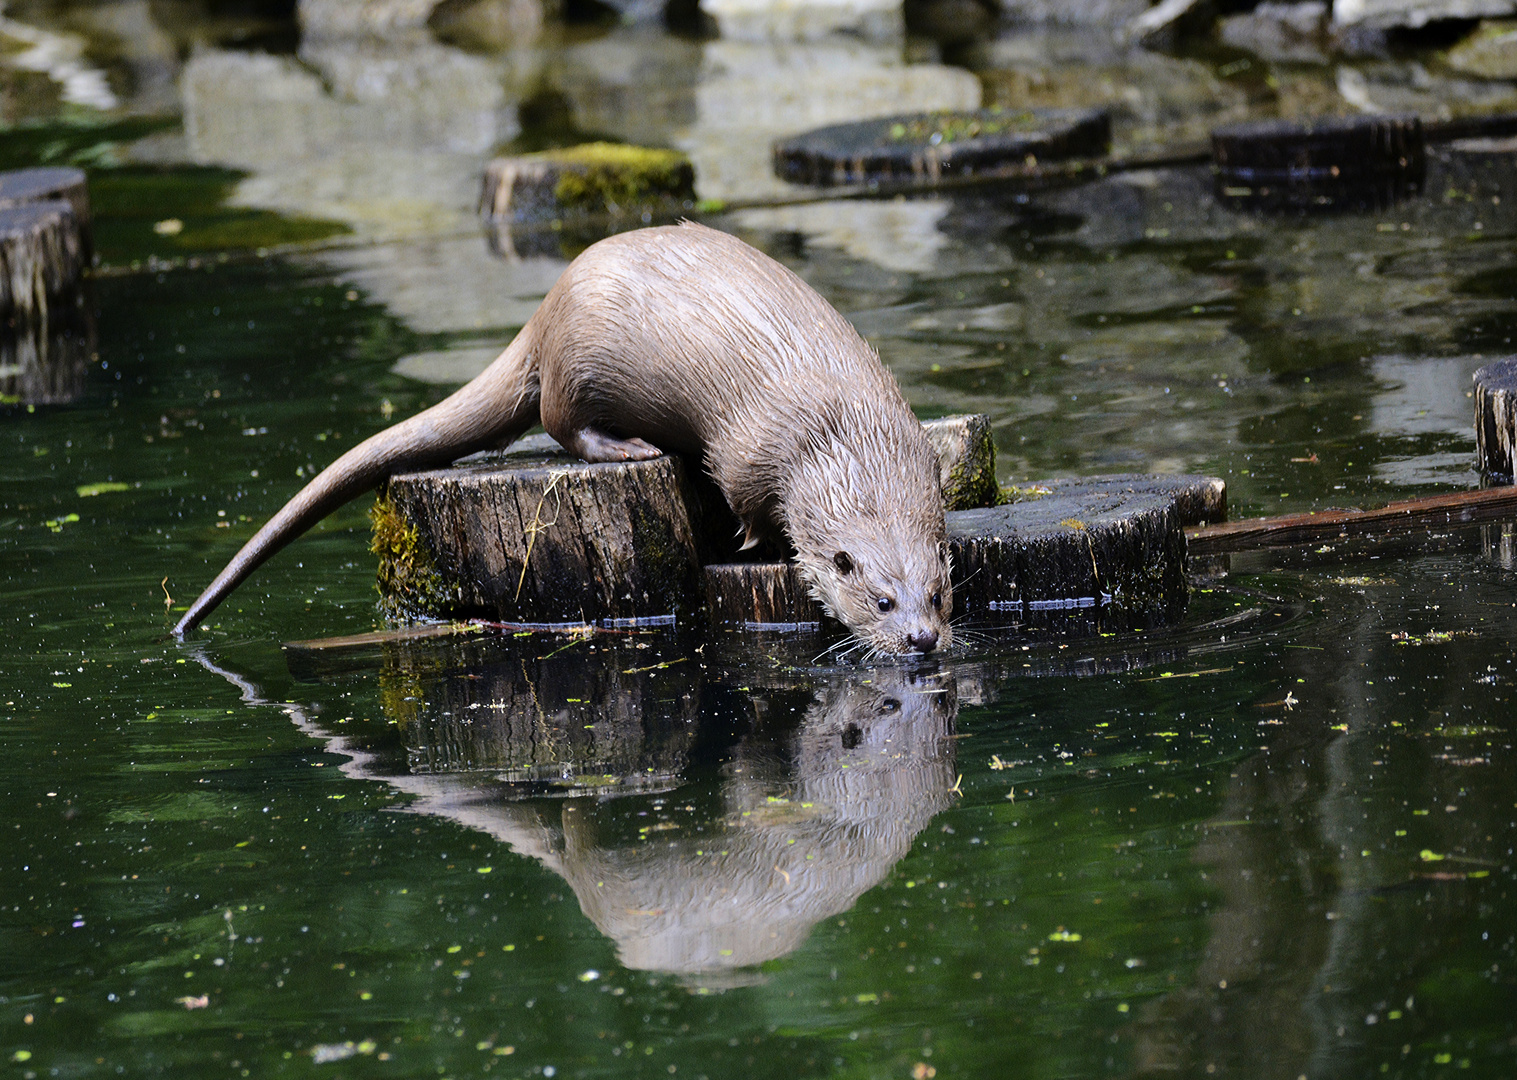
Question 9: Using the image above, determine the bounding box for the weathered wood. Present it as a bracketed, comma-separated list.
[1211, 114, 1425, 210]
[480, 143, 695, 258]
[1005, 473, 1227, 527]
[0, 202, 88, 323]
[704, 562, 820, 630]
[1186, 485, 1517, 556]
[923, 412, 999, 511]
[949, 486, 1188, 633]
[1474, 357, 1517, 481]
[378, 450, 704, 626]
[773, 107, 1111, 187]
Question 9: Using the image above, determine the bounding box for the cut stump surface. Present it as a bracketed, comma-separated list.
[773, 107, 1111, 187]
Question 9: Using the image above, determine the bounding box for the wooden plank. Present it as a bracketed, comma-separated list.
[1186, 485, 1517, 556]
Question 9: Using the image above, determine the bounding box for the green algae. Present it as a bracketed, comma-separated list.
[370, 490, 453, 622]
[538, 142, 694, 213]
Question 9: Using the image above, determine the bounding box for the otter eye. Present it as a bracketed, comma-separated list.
[876, 596, 894, 613]
[931, 592, 942, 610]
[833, 551, 854, 574]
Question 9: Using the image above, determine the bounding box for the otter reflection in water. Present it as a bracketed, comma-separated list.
[207, 633, 959, 980]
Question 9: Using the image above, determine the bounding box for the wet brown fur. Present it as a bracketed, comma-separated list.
[175, 222, 952, 653]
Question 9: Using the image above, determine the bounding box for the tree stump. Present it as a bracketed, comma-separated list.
[703, 562, 819, 630]
[925, 412, 998, 511]
[377, 448, 704, 626]
[1211, 114, 1425, 211]
[0, 167, 91, 257]
[0, 202, 89, 324]
[773, 107, 1111, 187]
[949, 485, 1188, 634]
[1474, 357, 1517, 481]
[480, 143, 695, 259]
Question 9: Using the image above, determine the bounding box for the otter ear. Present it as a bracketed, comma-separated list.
[833, 551, 854, 574]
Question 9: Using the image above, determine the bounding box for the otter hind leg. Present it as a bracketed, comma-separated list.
[563, 427, 663, 463]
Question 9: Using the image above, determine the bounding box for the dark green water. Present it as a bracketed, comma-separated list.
[4, 123, 1517, 1080]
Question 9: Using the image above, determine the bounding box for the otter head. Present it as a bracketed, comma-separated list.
[797, 528, 953, 656]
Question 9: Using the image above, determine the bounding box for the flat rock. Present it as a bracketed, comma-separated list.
[1217, 2, 1331, 64]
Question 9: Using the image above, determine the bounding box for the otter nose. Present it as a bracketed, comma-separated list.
[906, 628, 939, 654]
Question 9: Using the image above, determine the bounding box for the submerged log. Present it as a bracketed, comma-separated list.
[0, 202, 88, 323]
[773, 107, 1111, 187]
[1475, 357, 1517, 481]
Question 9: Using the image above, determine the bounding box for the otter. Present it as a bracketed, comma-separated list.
[174, 222, 952, 654]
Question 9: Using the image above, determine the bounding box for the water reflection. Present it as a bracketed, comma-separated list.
[206, 632, 958, 980]
[0, 300, 93, 406]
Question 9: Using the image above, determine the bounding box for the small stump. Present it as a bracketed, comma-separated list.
[480, 143, 695, 259]
[926, 412, 998, 511]
[1475, 356, 1517, 481]
[377, 448, 704, 627]
[1211, 115, 1425, 212]
[772, 107, 1111, 187]
[0, 202, 89, 323]
[704, 562, 818, 631]
[0, 167, 91, 257]
[949, 486, 1188, 634]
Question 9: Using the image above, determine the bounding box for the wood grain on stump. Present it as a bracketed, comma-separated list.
[1211, 114, 1424, 210]
[378, 449, 703, 627]
[0, 202, 88, 324]
[704, 562, 819, 631]
[1475, 356, 1517, 481]
[949, 486, 1188, 633]
[924, 412, 998, 511]
[773, 107, 1111, 187]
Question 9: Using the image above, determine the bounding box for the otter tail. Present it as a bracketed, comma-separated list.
[173, 332, 541, 636]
